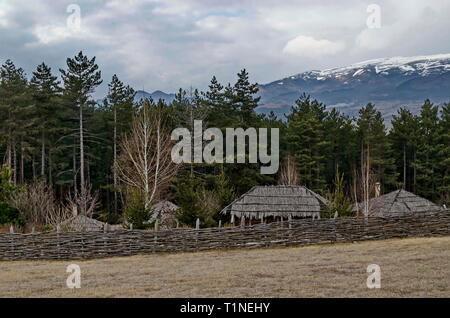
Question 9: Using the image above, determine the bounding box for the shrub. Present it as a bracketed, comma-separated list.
[124, 196, 151, 229]
[0, 202, 24, 226]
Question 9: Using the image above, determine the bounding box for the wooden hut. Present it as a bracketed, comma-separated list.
[221, 185, 328, 222]
[149, 200, 180, 229]
[60, 215, 106, 232]
[356, 189, 443, 217]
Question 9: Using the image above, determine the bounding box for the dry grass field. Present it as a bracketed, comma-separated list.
[1, 236, 449, 298]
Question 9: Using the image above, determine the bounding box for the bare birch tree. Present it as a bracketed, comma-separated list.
[351, 144, 375, 217]
[115, 101, 179, 210]
[278, 155, 299, 185]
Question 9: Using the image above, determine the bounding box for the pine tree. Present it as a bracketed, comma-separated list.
[30, 62, 62, 182]
[103, 74, 136, 213]
[437, 102, 450, 203]
[356, 103, 397, 194]
[323, 108, 357, 187]
[232, 69, 260, 127]
[60, 51, 102, 193]
[415, 99, 441, 200]
[389, 108, 420, 192]
[0, 60, 34, 184]
[285, 94, 327, 192]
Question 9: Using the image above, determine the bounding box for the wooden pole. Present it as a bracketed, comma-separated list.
[196, 218, 200, 230]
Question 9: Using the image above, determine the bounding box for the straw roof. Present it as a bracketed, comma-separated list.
[149, 200, 180, 228]
[151, 200, 179, 215]
[60, 215, 106, 232]
[357, 189, 443, 217]
[221, 185, 328, 219]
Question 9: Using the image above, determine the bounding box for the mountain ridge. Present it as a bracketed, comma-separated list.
[257, 53, 450, 119]
[130, 54, 450, 120]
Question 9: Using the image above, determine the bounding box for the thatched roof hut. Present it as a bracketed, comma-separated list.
[356, 189, 443, 217]
[221, 185, 328, 220]
[60, 215, 106, 232]
[149, 200, 180, 228]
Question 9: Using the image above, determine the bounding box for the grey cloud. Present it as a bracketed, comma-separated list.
[0, 0, 449, 98]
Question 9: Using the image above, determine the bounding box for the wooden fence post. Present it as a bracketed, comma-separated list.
[218, 220, 222, 228]
[103, 223, 108, 257]
[9, 225, 14, 260]
[288, 215, 292, 242]
[195, 218, 200, 250]
[176, 220, 179, 229]
[56, 224, 61, 259]
[231, 214, 235, 226]
[240, 216, 245, 228]
[154, 219, 159, 249]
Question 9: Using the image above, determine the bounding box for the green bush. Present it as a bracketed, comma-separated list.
[124, 198, 151, 229]
[0, 202, 24, 226]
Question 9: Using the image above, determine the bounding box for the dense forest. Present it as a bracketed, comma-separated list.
[0, 51, 448, 230]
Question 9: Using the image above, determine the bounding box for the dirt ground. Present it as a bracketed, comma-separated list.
[1, 236, 449, 297]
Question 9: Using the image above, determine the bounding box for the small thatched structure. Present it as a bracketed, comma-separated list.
[221, 185, 328, 220]
[356, 189, 443, 217]
[60, 215, 106, 232]
[149, 200, 180, 229]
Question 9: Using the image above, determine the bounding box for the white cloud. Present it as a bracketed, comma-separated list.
[32, 25, 74, 45]
[283, 35, 346, 58]
[0, 0, 12, 27]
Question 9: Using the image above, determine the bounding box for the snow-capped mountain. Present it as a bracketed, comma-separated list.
[258, 54, 450, 119]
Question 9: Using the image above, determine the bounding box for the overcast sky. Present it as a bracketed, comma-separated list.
[1, 0, 450, 97]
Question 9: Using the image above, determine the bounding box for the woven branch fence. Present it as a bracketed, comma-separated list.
[1, 210, 449, 261]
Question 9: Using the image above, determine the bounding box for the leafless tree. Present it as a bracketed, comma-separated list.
[351, 144, 376, 217]
[65, 182, 99, 218]
[115, 102, 179, 210]
[9, 178, 100, 227]
[9, 180, 72, 226]
[278, 155, 299, 185]
[9, 180, 54, 225]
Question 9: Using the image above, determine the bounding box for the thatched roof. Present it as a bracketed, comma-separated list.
[149, 201, 180, 228]
[221, 185, 328, 219]
[152, 200, 179, 215]
[357, 189, 443, 217]
[60, 215, 106, 232]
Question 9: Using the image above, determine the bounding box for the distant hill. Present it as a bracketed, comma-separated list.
[257, 53, 450, 120]
[134, 90, 175, 103]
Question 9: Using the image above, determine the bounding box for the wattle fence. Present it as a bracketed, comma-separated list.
[1, 210, 449, 261]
